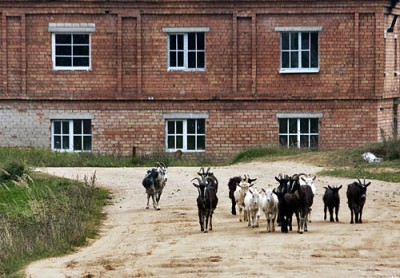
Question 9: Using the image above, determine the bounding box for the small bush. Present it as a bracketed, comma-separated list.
[0, 161, 31, 183]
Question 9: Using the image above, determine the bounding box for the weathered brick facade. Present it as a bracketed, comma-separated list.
[0, 0, 399, 161]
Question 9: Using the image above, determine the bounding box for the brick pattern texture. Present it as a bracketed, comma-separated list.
[0, 0, 399, 160]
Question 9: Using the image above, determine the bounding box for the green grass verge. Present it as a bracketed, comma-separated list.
[0, 170, 109, 276]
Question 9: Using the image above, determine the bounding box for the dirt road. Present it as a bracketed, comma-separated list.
[25, 161, 400, 277]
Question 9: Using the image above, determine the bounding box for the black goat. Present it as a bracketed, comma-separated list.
[290, 177, 314, 234]
[346, 179, 371, 224]
[273, 189, 298, 233]
[142, 162, 168, 210]
[323, 185, 342, 222]
[192, 176, 218, 233]
[227, 175, 257, 215]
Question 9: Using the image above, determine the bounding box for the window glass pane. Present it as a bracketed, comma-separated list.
[176, 135, 183, 148]
[176, 121, 183, 134]
[74, 136, 82, 150]
[197, 135, 205, 150]
[54, 136, 61, 149]
[301, 51, 309, 68]
[290, 52, 298, 68]
[177, 35, 184, 50]
[197, 119, 205, 133]
[74, 120, 82, 134]
[187, 119, 195, 134]
[310, 135, 319, 148]
[83, 120, 91, 134]
[167, 121, 175, 134]
[188, 52, 196, 68]
[73, 34, 89, 44]
[73, 57, 89, 67]
[188, 33, 196, 50]
[56, 57, 72, 67]
[54, 121, 61, 134]
[291, 33, 298, 49]
[177, 52, 184, 67]
[300, 135, 309, 148]
[282, 52, 289, 68]
[62, 121, 69, 133]
[56, 34, 71, 44]
[187, 135, 195, 150]
[170, 52, 176, 67]
[170, 35, 176, 50]
[167, 136, 175, 149]
[279, 135, 287, 146]
[197, 52, 205, 68]
[73, 46, 89, 56]
[311, 33, 318, 68]
[62, 136, 69, 149]
[197, 33, 204, 50]
[289, 118, 297, 133]
[282, 33, 289, 50]
[310, 118, 319, 133]
[279, 118, 287, 133]
[56, 46, 71, 56]
[289, 135, 297, 147]
[301, 32, 309, 50]
[83, 136, 92, 151]
[300, 119, 309, 133]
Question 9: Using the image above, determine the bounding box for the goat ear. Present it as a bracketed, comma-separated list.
[313, 176, 316, 181]
[249, 178, 257, 183]
[301, 177, 306, 182]
[365, 182, 371, 187]
[193, 183, 199, 188]
[275, 176, 280, 182]
[328, 185, 332, 190]
[338, 185, 343, 190]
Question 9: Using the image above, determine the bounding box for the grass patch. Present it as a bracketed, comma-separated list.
[230, 146, 308, 164]
[0, 164, 109, 276]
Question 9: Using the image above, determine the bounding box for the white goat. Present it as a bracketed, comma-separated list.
[259, 188, 279, 232]
[244, 188, 260, 228]
[300, 174, 316, 222]
[234, 181, 254, 222]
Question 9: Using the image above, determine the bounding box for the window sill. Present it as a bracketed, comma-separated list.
[53, 67, 92, 71]
[280, 68, 320, 74]
[167, 68, 205, 72]
[166, 149, 206, 153]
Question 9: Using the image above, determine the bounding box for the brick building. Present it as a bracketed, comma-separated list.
[0, 0, 399, 161]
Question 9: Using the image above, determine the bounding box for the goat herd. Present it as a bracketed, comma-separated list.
[142, 163, 371, 234]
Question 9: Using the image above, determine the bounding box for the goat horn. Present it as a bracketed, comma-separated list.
[357, 178, 362, 184]
[159, 162, 166, 168]
[191, 177, 202, 184]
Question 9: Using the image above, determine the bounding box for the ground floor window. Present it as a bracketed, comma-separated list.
[51, 119, 92, 152]
[278, 117, 319, 148]
[165, 118, 206, 152]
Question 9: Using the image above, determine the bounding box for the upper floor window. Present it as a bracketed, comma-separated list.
[51, 119, 92, 152]
[52, 34, 91, 70]
[48, 23, 96, 70]
[275, 26, 322, 73]
[163, 27, 209, 71]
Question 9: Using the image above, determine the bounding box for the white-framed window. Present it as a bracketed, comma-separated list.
[166, 119, 205, 152]
[51, 119, 92, 152]
[163, 27, 209, 71]
[52, 33, 91, 70]
[163, 113, 207, 152]
[275, 27, 321, 73]
[48, 23, 96, 70]
[278, 114, 321, 149]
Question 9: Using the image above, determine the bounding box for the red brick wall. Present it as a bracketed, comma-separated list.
[0, 0, 398, 160]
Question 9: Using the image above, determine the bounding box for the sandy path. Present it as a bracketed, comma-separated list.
[25, 160, 400, 277]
